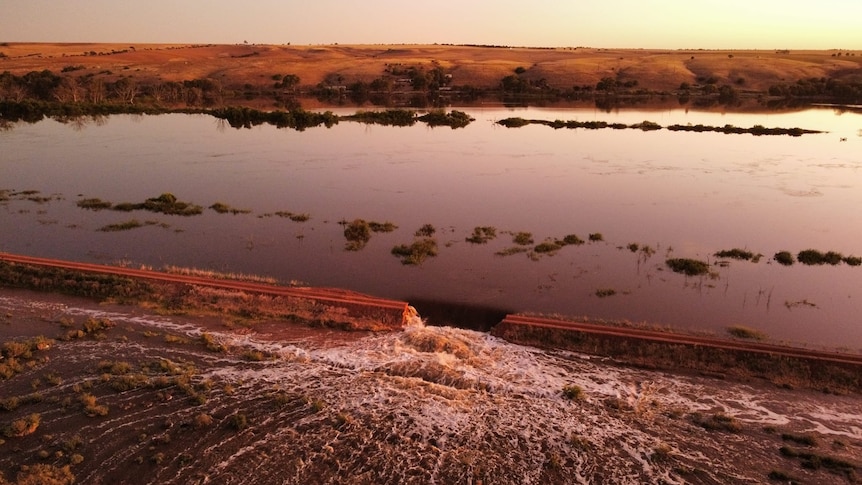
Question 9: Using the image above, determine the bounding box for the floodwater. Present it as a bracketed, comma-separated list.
[1, 106, 861, 349]
[1, 290, 860, 483]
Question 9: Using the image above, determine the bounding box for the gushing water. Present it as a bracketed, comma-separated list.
[3, 294, 861, 484]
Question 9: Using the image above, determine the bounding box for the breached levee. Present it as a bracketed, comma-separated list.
[0, 252, 410, 331]
[492, 313, 862, 394]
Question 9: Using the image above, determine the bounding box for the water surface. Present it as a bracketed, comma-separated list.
[1, 107, 861, 349]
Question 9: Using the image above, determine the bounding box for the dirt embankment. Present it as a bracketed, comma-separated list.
[2, 42, 861, 95]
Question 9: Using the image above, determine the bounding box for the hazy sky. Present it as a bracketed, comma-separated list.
[3, 0, 860, 50]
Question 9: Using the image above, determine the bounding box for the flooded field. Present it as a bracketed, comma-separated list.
[2, 106, 861, 349]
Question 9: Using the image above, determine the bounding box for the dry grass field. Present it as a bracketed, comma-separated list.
[2, 42, 860, 95]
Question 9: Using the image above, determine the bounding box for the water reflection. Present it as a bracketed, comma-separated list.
[1, 107, 861, 350]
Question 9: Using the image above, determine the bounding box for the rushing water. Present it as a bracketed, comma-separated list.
[1, 107, 862, 349]
[1, 291, 861, 484]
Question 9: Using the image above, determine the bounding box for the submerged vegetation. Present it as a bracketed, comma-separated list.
[665, 258, 711, 276]
[497, 117, 823, 136]
[342, 218, 398, 251]
[77, 193, 202, 216]
[391, 237, 439, 265]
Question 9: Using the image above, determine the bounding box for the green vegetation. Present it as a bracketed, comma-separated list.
[98, 219, 157, 231]
[497, 117, 823, 136]
[495, 246, 530, 257]
[781, 433, 818, 447]
[779, 446, 857, 480]
[391, 238, 438, 265]
[466, 226, 497, 244]
[342, 218, 397, 251]
[79, 393, 108, 417]
[229, 413, 248, 430]
[714, 248, 755, 260]
[512, 232, 534, 245]
[76, 198, 112, 210]
[118, 193, 202, 216]
[416, 109, 474, 128]
[3, 413, 41, 437]
[368, 221, 398, 233]
[561, 384, 584, 400]
[726, 325, 767, 341]
[797, 249, 844, 265]
[533, 241, 563, 254]
[210, 202, 251, 214]
[343, 219, 372, 251]
[414, 224, 436, 237]
[773, 251, 795, 266]
[271, 211, 311, 222]
[561, 234, 585, 246]
[690, 412, 742, 433]
[665, 258, 711, 276]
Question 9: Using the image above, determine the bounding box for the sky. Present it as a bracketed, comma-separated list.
[2, 0, 861, 50]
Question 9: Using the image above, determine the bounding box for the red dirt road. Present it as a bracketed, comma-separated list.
[498, 313, 862, 366]
[0, 251, 407, 313]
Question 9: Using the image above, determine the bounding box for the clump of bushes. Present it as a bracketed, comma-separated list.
[391, 238, 438, 265]
[342, 218, 398, 251]
[595, 288, 616, 298]
[561, 384, 584, 400]
[714, 248, 755, 261]
[690, 412, 741, 432]
[343, 219, 372, 251]
[666, 258, 711, 276]
[773, 251, 795, 266]
[512, 232, 534, 245]
[210, 202, 251, 214]
[797, 249, 843, 265]
[3, 413, 41, 437]
[466, 226, 497, 244]
[414, 224, 436, 237]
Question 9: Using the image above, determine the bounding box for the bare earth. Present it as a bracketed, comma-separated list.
[2, 42, 861, 97]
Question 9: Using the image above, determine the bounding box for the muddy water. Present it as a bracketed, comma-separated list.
[0, 291, 860, 484]
[1, 107, 862, 348]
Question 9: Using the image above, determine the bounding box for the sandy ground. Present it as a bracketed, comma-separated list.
[2, 42, 861, 94]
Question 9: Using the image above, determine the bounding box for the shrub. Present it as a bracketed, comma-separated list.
[561, 234, 584, 246]
[714, 248, 754, 260]
[466, 226, 497, 244]
[343, 219, 372, 251]
[534, 241, 563, 254]
[512, 232, 533, 245]
[76, 198, 112, 210]
[562, 384, 584, 400]
[588, 233, 604, 242]
[797, 249, 843, 265]
[4, 413, 40, 437]
[80, 393, 108, 417]
[414, 224, 436, 237]
[391, 238, 438, 265]
[193, 413, 214, 429]
[666, 258, 710, 276]
[773, 251, 794, 266]
[595, 288, 616, 298]
[229, 413, 247, 431]
[368, 221, 398, 233]
[691, 412, 741, 432]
